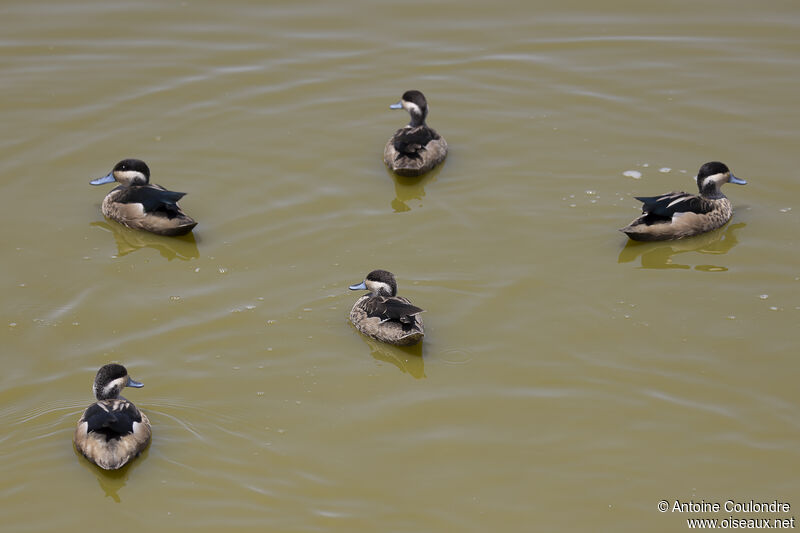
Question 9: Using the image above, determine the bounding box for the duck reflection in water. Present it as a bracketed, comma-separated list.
[75, 446, 148, 503]
[91, 220, 199, 260]
[356, 333, 426, 379]
[618, 222, 745, 271]
[389, 168, 440, 213]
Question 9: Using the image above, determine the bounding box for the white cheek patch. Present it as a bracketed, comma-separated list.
[366, 280, 392, 294]
[711, 173, 728, 186]
[103, 377, 128, 397]
[700, 173, 727, 189]
[115, 169, 145, 182]
[404, 101, 422, 116]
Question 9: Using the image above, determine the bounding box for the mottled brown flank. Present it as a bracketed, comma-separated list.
[101, 190, 197, 236]
[350, 295, 424, 346]
[621, 198, 733, 241]
[384, 132, 448, 177]
[74, 403, 151, 470]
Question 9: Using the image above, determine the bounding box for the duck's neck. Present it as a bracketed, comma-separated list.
[699, 184, 725, 200]
[408, 111, 427, 128]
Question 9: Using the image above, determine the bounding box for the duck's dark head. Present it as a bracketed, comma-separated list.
[696, 161, 746, 197]
[92, 363, 144, 401]
[349, 269, 398, 297]
[91, 158, 151, 188]
[390, 90, 429, 128]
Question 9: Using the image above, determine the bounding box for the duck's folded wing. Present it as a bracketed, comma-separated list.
[393, 127, 440, 158]
[84, 402, 142, 436]
[636, 192, 713, 218]
[116, 186, 187, 217]
[365, 296, 424, 322]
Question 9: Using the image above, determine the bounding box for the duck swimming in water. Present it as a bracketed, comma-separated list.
[384, 90, 447, 177]
[90, 158, 197, 236]
[349, 269, 425, 346]
[74, 364, 151, 470]
[620, 161, 746, 241]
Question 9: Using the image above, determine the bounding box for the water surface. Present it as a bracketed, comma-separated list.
[1, 1, 799, 531]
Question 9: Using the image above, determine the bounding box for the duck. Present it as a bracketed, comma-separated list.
[620, 161, 747, 241]
[384, 90, 447, 177]
[90, 158, 197, 236]
[74, 364, 151, 470]
[349, 269, 425, 346]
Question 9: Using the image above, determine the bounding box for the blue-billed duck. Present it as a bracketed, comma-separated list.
[384, 90, 447, 177]
[74, 364, 151, 470]
[90, 159, 197, 236]
[620, 161, 746, 241]
[349, 269, 424, 346]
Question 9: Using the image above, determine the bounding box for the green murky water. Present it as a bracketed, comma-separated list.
[2, 1, 799, 531]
